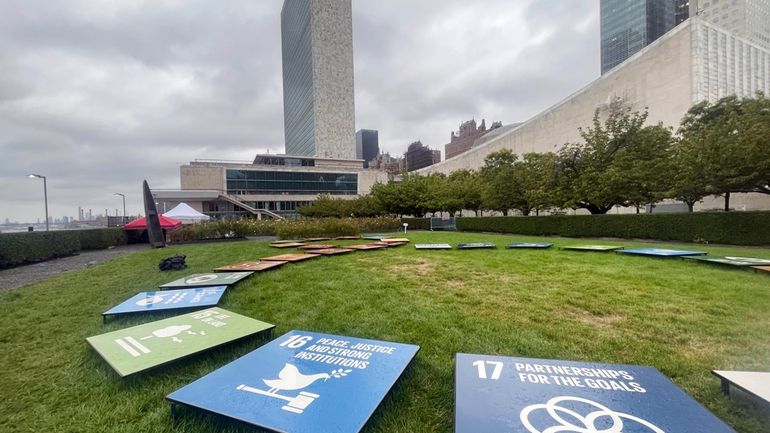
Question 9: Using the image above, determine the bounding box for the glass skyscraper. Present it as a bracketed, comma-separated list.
[601, 0, 680, 74]
[281, 0, 356, 160]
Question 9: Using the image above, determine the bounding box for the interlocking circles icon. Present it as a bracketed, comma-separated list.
[520, 396, 665, 433]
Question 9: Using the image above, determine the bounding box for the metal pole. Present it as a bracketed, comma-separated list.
[43, 176, 49, 231]
[114, 193, 126, 223]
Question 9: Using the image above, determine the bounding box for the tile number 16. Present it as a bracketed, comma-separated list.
[473, 360, 503, 380]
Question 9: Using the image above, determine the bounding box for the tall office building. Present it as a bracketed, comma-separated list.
[601, 0, 679, 74]
[281, 0, 356, 160]
[674, 0, 691, 24]
[355, 129, 379, 168]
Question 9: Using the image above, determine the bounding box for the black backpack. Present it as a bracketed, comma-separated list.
[159, 254, 187, 271]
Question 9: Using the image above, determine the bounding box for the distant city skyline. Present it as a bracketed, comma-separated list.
[0, 0, 600, 221]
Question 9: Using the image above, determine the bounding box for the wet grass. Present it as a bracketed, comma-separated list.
[0, 231, 769, 432]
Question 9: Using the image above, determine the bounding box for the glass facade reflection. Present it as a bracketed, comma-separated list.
[601, 0, 679, 74]
[282, 0, 315, 157]
[226, 170, 358, 195]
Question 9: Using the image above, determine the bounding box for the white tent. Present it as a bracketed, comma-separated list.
[163, 202, 210, 224]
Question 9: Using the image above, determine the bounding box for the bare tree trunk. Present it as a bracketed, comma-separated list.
[724, 192, 730, 212]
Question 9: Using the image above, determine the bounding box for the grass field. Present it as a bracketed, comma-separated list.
[1, 231, 769, 432]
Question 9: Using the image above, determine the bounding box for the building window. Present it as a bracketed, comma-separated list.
[226, 170, 358, 195]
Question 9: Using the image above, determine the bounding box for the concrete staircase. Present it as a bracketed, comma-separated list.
[218, 194, 285, 220]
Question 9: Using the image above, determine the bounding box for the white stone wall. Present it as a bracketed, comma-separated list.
[180, 166, 226, 191]
[357, 170, 390, 195]
[695, 0, 770, 51]
[310, 0, 356, 160]
[691, 19, 770, 101]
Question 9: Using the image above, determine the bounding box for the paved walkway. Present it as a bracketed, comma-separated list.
[0, 244, 148, 292]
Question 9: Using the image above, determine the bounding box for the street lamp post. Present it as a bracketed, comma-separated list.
[27, 174, 49, 231]
[114, 193, 126, 222]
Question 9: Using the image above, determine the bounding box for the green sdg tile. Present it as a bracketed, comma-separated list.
[86, 308, 274, 377]
[561, 245, 624, 252]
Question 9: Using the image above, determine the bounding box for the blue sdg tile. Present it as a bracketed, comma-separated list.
[455, 354, 735, 433]
[617, 248, 706, 257]
[103, 287, 227, 317]
[168, 330, 419, 433]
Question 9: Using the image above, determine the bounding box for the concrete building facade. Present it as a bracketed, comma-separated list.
[405, 141, 441, 172]
[419, 18, 770, 211]
[445, 119, 497, 160]
[281, 0, 356, 159]
[155, 156, 387, 219]
[695, 0, 770, 50]
[369, 152, 405, 175]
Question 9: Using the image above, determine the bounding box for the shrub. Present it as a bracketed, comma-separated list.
[0, 231, 81, 268]
[275, 219, 359, 240]
[167, 217, 402, 242]
[78, 228, 127, 250]
[355, 216, 401, 233]
[456, 212, 770, 245]
[401, 218, 430, 230]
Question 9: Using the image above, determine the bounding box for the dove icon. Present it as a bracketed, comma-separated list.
[237, 363, 346, 414]
[263, 364, 331, 393]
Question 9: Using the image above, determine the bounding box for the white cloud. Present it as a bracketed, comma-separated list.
[0, 0, 598, 222]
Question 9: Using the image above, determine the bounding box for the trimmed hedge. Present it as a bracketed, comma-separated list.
[0, 228, 128, 269]
[168, 217, 403, 243]
[78, 228, 128, 250]
[275, 219, 359, 240]
[454, 212, 770, 245]
[0, 231, 80, 268]
[402, 218, 430, 230]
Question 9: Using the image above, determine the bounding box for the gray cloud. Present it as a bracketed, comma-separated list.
[0, 0, 598, 222]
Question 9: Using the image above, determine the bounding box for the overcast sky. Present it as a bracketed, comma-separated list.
[0, 0, 599, 223]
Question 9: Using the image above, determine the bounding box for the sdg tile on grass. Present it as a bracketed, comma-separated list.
[617, 248, 707, 257]
[261, 253, 321, 262]
[686, 256, 770, 267]
[271, 242, 307, 249]
[168, 330, 419, 433]
[303, 248, 355, 256]
[415, 244, 452, 250]
[457, 243, 496, 250]
[103, 287, 227, 318]
[87, 308, 273, 377]
[347, 244, 388, 251]
[561, 245, 624, 252]
[214, 261, 288, 272]
[506, 242, 553, 249]
[160, 272, 253, 289]
[455, 354, 735, 433]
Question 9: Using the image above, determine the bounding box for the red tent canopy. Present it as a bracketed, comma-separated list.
[123, 215, 182, 230]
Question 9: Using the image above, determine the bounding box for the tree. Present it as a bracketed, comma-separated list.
[514, 152, 558, 216]
[610, 124, 674, 212]
[668, 137, 710, 212]
[480, 150, 519, 215]
[677, 93, 770, 210]
[555, 100, 669, 214]
[448, 169, 484, 216]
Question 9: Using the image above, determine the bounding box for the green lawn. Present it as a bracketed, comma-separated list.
[1, 232, 769, 432]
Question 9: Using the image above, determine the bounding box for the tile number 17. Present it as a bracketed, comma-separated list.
[473, 360, 503, 380]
